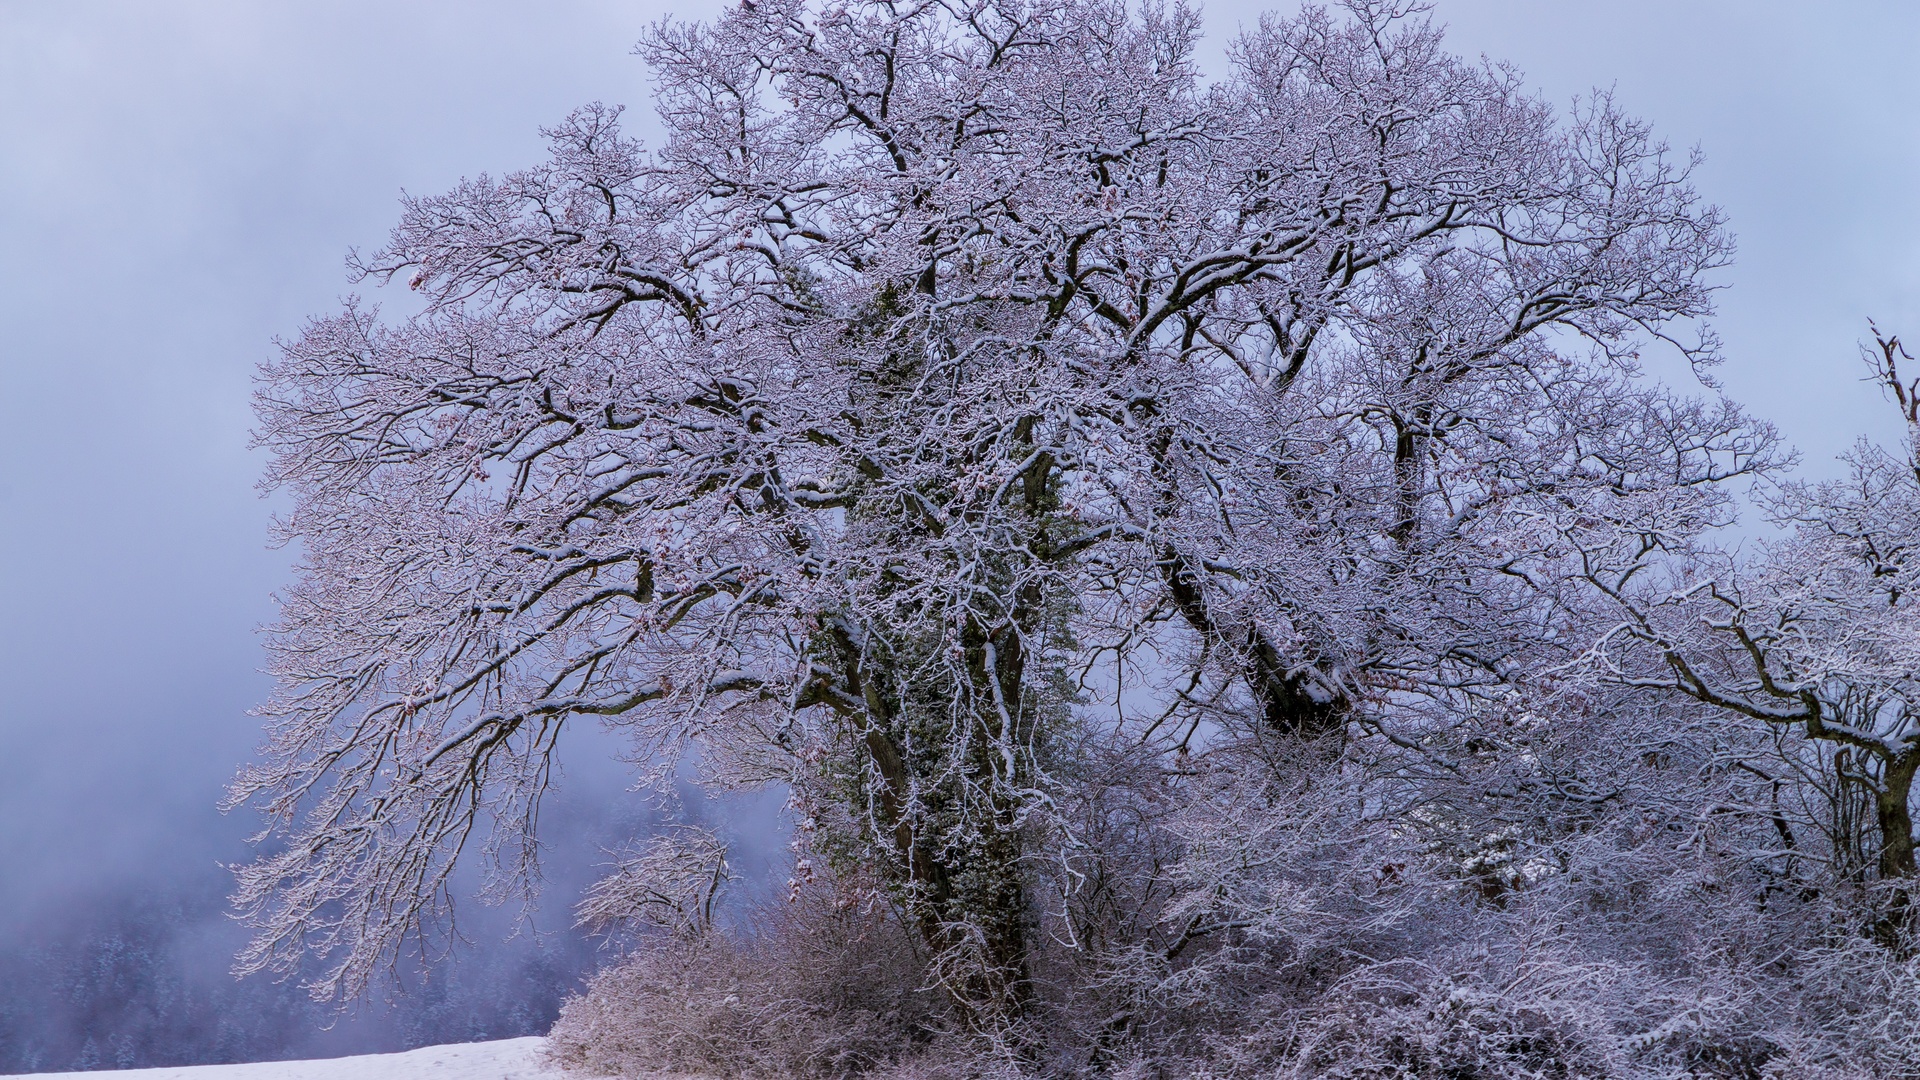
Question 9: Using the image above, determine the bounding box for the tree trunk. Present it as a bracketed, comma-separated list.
[1876, 756, 1917, 880]
[1873, 751, 1919, 949]
[825, 621, 1034, 1022]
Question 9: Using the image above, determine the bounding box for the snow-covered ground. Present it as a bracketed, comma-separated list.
[3, 1038, 567, 1080]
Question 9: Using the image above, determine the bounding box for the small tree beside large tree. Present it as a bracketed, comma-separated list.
[1588, 327, 1920, 945]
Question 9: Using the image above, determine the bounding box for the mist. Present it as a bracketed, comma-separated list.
[0, 0, 1914, 1070]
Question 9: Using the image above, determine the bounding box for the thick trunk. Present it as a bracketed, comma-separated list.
[1877, 759, 1917, 881]
[826, 624, 1033, 1020]
[868, 720, 1030, 1015]
[949, 620, 1035, 1014]
[1873, 753, 1919, 949]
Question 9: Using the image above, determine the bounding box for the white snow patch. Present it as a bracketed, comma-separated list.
[3, 1037, 567, 1080]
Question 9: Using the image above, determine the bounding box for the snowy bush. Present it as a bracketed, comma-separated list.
[547, 874, 946, 1079]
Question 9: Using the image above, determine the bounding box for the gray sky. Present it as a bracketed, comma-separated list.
[1, 0, 1915, 930]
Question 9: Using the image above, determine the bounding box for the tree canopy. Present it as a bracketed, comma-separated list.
[235, 3, 1920, 1074]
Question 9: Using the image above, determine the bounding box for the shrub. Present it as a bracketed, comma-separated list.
[547, 879, 942, 1079]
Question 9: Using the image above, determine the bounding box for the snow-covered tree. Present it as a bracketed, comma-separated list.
[1591, 327, 1920, 941]
[233, 0, 1770, 1024]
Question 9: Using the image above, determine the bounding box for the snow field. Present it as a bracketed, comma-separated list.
[3, 1037, 565, 1080]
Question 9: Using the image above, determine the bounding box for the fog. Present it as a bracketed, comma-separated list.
[0, 0, 1913, 1069]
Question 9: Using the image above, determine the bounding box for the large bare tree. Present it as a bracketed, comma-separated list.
[234, 0, 1765, 1018]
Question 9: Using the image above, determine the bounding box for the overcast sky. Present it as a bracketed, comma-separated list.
[1, 0, 1915, 938]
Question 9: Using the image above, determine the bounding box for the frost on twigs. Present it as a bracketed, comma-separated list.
[576, 827, 732, 938]
[547, 868, 955, 1080]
